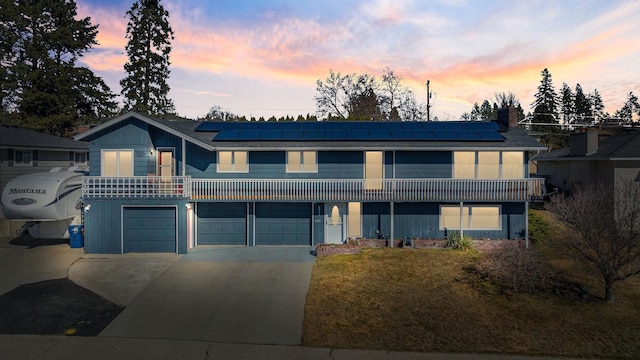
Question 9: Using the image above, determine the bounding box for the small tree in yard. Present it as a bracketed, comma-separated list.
[547, 181, 640, 302]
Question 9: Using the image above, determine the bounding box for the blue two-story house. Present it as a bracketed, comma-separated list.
[75, 109, 545, 254]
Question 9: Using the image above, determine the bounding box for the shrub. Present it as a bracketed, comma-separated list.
[475, 246, 555, 293]
[445, 231, 475, 252]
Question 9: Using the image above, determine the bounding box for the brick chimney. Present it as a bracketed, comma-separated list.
[569, 130, 598, 156]
[496, 106, 518, 128]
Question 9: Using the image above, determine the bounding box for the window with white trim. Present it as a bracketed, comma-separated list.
[453, 151, 524, 179]
[440, 205, 501, 230]
[287, 151, 317, 172]
[14, 150, 32, 166]
[217, 151, 248, 172]
[102, 150, 133, 176]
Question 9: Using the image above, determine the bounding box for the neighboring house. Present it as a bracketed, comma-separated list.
[534, 129, 640, 192]
[0, 125, 89, 237]
[74, 109, 545, 254]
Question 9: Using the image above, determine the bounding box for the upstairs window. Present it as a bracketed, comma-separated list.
[287, 151, 317, 172]
[501, 152, 524, 178]
[102, 150, 133, 176]
[453, 151, 525, 179]
[14, 150, 32, 166]
[217, 151, 248, 173]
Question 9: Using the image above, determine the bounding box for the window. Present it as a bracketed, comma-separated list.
[477, 152, 499, 179]
[74, 152, 87, 165]
[454, 151, 525, 179]
[365, 151, 383, 190]
[501, 152, 524, 178]
[440, 205, 501, 230]
[14, 150, 32, 166]
[102, 150, 133, 176]
[348, 202, 362, 237]
[217, 151, 248, 172]
[287, 151, 317, 172]
[453, 152, 475, 178]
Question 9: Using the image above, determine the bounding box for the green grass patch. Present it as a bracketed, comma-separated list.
[303, 211, 640, 358]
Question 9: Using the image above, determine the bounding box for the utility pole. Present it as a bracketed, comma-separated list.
[426, 80, 431, 121]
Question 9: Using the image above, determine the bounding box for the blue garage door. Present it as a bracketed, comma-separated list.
[255, 203, 311, 245]
[123, 207, 176, 253]
[197, 203, 246, 245]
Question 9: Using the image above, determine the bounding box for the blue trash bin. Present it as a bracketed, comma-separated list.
[68, 225, 84, 248]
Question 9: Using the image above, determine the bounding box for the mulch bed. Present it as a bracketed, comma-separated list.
[0, 278, 124, 336]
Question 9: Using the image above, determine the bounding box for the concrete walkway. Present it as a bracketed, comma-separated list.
[0, 334, 578, 360]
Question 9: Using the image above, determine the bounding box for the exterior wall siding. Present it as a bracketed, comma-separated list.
[88, 119, 155, 176]
[394, 151, 451, 178]
[83, 198, 187, 254]
[187, 150, 364, 179]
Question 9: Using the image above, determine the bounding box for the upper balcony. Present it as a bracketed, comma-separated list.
[82, 176, 545, 202]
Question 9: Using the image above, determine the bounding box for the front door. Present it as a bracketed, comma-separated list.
[325, 203, 346, 244]
[158, 149, 175, 179]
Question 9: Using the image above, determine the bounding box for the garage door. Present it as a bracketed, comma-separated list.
[197, 203, 246, 245]
[123, 207, 176, 253]
[255, 203, 311, 245]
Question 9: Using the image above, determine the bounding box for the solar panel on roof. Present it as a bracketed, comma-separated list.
[346, 130, 369, 140]
[368, 129, 390, 140]
[323, 130, 343, 140]
[212, 129, 239, 140]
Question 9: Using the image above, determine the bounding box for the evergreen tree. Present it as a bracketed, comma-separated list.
[479, 100, 494, 120]
[591, 89, 605, 120]
[531, 68, 559, 123]
[1, 0, 116, 135]
[615, 92, 640, 123]
[574, 83, 592, 124]
[559, 82, 574, 123]
[120, 0, 175, 116]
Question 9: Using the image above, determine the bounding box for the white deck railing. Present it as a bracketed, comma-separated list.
[190, 178, 545, 202]
[82, 176, 192, 198]
[83, 177, 544, 202]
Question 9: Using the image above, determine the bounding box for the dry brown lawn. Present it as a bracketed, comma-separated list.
[302, 210, 640, 358]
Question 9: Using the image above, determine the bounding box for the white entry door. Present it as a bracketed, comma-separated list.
[325, 203, 346, 244]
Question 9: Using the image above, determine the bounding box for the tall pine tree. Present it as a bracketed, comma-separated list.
[1, 0, 116, 136]
[120, 0, 175, 116]
[531, 68, 559, 123]
[574, 83, 592, 124]
[559, 82, 574, 123]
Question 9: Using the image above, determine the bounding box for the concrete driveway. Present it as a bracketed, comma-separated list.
[97, 246, 315, 345]
[0, 238, 315, 346]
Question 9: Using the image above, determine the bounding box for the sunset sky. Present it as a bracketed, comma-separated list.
[76, 0, 640, 120]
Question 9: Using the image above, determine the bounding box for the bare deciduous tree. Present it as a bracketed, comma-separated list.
[546, 181, 640, 302]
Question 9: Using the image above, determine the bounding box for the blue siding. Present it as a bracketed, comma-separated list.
[88, 119, 185, 176]
[384, 151, 393, 179]
[186, 150, 364, 179]
[395, 151, 451, 178]
[393, 203, 441, 239]
[83, 198, 188, 253]
[362, 202, 391, 238]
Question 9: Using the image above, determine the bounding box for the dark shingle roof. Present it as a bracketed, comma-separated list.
[0, 125, 88, 150]
[534, 130, 640, 161]
[75, 112, 546, 151]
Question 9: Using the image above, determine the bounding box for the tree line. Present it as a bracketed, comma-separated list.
[1, 0, 174, 136]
